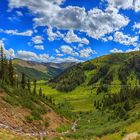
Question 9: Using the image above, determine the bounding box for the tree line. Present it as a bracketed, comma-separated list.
[49, 64, 86, 92]
[94, 85, 140, 119]
[0, 46, 45, 97]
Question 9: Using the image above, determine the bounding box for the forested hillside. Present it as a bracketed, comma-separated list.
[49, 51, 140, 92]
[0, 47, 68, 139]
[13, 59, 76, 80]
[1, 46, 140, 140]
[46, 51, 140, 139]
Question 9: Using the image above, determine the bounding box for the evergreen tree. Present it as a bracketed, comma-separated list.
[27, 79, 31, 93]
[8, 58, 14, 86]
[0, 46, 4, 80]
[3, 54, 9, 83]
[39, 87, 42, 97]
[21, 73, 26, 89]
[33, 80, 37, 94]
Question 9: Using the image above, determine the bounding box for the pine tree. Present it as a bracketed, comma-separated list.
[33, 80, 37, 94]
[21, 73, 26, 89]
[3, 54, 9, 83]
[0, 46, 4, 80]
[8, 58, 14, 86]
[27, 79, 31, 93]
[39, 87, 42, 97]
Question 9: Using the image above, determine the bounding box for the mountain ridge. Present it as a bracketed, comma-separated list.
[13, 58, 76, 80]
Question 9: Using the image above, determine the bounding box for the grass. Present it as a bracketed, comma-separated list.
[36, 81, 93, 112]
[34, 69, 140, 139]
[5, 51, 140, 139]
[0, 129, 35, 140]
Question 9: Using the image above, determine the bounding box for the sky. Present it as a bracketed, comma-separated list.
[0, 0, 140, 63]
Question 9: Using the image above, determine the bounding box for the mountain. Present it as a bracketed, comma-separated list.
[1, 51, 140, 140]
[49, 51, 140, 92]
[13, 59, 76, 80]
[47, 51, 140, 139]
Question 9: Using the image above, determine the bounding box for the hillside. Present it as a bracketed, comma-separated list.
[1, 51, 140, 140]
[0, 83, 69, 139]
[13, 59, 76, 80]
[49, 51, 140, 92]
[0, 49, 70, 140]
[41, 51, 140, 139]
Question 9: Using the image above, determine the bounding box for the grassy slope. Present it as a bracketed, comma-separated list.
[0, 129, 35, 140]
[36, 51, 140, 139]
[0, 82, 68, 140]
[13, 59, 75, 80]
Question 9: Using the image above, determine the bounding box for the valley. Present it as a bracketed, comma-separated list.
[0, 50, 140, 140]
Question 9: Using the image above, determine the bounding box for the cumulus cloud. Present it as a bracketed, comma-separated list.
[0, 39, 15, 58]
[107, 0, 140, 12]
[55, 56, 81, 62]
[126, 47, 140, 52]
[110, 48, 123, 53]
[0, 29, 33, 36]
[133, 22, 140, 33]
[64, 30, 89, 45]
[8, 0, 129, 39]
[113, 31, 139, 46]
[79, 47, 97, 58]
[102, 36, 113, 42]
[47, 26, 64, 41]
[34, 45, 44, 50]
[16, 50, 80, 62]
[32, 36, 44, 44]
[16, 50, 50, 61]
[16, 50, 38, 61]
[133, 22, 140, 30]
[60, 45, 79, 56]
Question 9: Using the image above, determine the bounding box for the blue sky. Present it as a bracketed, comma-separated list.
[0, 0, 140, 62]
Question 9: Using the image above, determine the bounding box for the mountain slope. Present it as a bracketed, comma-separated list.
[46, 51, 140, 139]
[13, 59, 76, 80]
[0, 85, 68, 139]
[49, 51, 140, 92]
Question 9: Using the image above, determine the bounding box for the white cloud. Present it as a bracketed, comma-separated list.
[16, 50, 38, 61]
[64, 30, 89, 45]
[6, 48, 15, 58]
[32, 36, 44, 44]
[133, 22, 140, 34]
[0, 39, 15, 58]
[113, 31, 139, 46]
[16, 50, 80, 62]
[107, 0, 140, 12]
[16, 50, 50, 62]
[133, 22, 140, 30]
[47, 26, 64, 41]
[79, 47, 97, 58]
[60, 45, 79, 56]
[0, 39, 5, 48]
[0, 29, 33, 36]
[8, 0, 129, 40]
[83, 7, 129, 39]
[39, 53, 49, 61]
[34, 45, 44, 50]
[16, 11, 23, 16]
[102, 36, 113, 42]
[55, 56, 81, 62]
[110, 48, 123, 53]
[126, 47, 140, 52]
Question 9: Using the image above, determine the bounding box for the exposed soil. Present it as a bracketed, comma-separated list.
[123, 132, 140, 140]
[0, 91, 68, 139]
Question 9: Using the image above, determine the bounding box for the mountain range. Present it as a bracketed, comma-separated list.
[13, 58, 76, 80]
